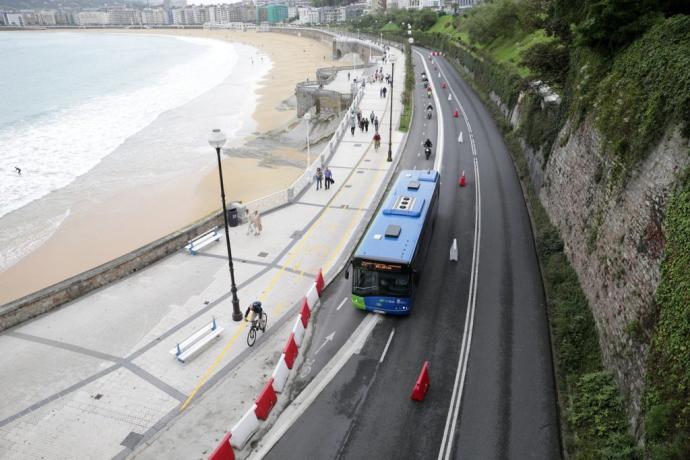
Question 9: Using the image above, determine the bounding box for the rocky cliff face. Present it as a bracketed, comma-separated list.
[535, 117, 689, 433]
[495, 83, 690, 436]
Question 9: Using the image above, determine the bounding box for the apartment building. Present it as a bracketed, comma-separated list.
[141, 8, 167, 25]
[107, 8, 142, 26]
[76, 11, 108, 25]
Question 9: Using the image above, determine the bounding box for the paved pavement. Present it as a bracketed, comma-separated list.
[0, 47, 404, 460]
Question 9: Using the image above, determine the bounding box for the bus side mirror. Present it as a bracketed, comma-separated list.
[344, 264, 350, 280]
[412, 270, 420, 285]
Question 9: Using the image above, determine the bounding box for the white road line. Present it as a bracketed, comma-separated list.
[414, 49, 445, 173]
[253, 314, 381, 459]
[379, 328, 396, 363]
[336, 298, 348, 311]
[431, 57, 483, 460]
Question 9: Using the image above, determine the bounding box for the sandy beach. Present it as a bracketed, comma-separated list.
[0, 29, 339, 305]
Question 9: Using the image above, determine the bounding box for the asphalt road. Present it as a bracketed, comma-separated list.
[264, 48, 560, 460]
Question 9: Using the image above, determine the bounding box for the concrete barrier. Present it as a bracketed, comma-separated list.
[306, 284, 320, 311]
[292, 315, 305, 347]
[230, 404, 260, 450]
[208, 432, 234, 460]
[255, 378, 278, 421]
[283, 333, 298, 369]
[271, 354, 290, 393]
[300, 299, 311, 328]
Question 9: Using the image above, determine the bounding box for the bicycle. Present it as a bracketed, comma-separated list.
[246, 312, 268, 347]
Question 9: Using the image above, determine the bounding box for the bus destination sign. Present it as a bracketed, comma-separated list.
[358, 260, 404, 272]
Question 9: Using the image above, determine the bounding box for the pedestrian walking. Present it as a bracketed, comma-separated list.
[356, 109, 362, 123]
[370, 111, 375, 124]
[246, 209, 255, 235]
[324, 167, 333, 190]
[374, 116, 379, 132]
[314, 167, 324, 190]
[347, 72, 350, 81]
[364, 118, 369, 132]
[350, 114, 356, 136]
[252, 210, 262, 236]
[360, 118, 365, 132]
[382, 87, 387, 98]
[379, 87, 383, 98]
[373, 132, 381, 151]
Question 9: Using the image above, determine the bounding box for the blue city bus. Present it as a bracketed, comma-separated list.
[348, 169, 440, 315]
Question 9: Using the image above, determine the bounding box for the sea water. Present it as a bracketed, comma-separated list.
[0, 31, 270, 272]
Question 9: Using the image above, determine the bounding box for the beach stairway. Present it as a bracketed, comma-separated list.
[185, 227, 220, 255]
[169, 318, 223, 363]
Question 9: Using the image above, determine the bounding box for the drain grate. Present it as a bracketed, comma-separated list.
[356, 170, 364, 174]
[290, 231, 302, 239]
[344, 185, 352, 188]
[258, 252, 268, 258]
[354, 143, 362, 147]
[121, 432, 143, 450]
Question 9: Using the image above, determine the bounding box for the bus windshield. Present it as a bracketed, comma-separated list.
[352, 268, 412, 297]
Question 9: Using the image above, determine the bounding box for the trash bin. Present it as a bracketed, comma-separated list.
[227, 206, 239, 227]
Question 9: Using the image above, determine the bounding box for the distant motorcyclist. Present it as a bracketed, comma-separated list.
[423, 138, 433, 159]
[426, 104, 433, 119]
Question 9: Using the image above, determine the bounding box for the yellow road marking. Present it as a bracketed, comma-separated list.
[180, 320, 248, 411]
[181, 93, 398, 411]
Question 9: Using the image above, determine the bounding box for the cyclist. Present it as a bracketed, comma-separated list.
[244, 301, 265, 332]
[426, 103, 433, 119]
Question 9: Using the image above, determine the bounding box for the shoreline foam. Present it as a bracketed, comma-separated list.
[0, 29, 338, 305]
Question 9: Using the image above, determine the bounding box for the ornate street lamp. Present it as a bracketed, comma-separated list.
[208, 129, 243, 321]
[387, 54, 397, 162]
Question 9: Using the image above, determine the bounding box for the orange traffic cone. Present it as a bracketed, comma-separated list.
[453, 109, 459, 118]
[411, 361, 430, 401]
[459, 171, 466, 187]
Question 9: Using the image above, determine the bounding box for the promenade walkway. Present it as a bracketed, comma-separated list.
[0, 47, 405, 460]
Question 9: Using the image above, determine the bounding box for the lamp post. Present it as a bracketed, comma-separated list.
[208, 129, 243, 322]
[304, 112, 311, 173]
[387, 54, 396, 163]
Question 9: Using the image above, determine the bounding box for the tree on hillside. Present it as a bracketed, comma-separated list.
[547, 0, 690, 52]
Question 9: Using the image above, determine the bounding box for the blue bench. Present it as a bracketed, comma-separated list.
[185, 227, 220, 255]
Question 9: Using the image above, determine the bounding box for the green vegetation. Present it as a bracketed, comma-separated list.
[500, 124, 639, 459]
[644, 175, 690, 459]
[348, 8, 439, 34]
[593, 16, 690, 173]
[348, 2, 690, 456]
[399, 43, 414, 132]
[428, 15, 462, 41]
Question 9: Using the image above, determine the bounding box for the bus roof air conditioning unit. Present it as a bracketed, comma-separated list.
[407, 181, 420, 190]
[385, 224, 401, 238]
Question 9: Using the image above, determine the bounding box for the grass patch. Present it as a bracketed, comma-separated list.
[428, 15, 462, 40]
[488, 30, 552, 76]
[380, 22, 401, 32]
